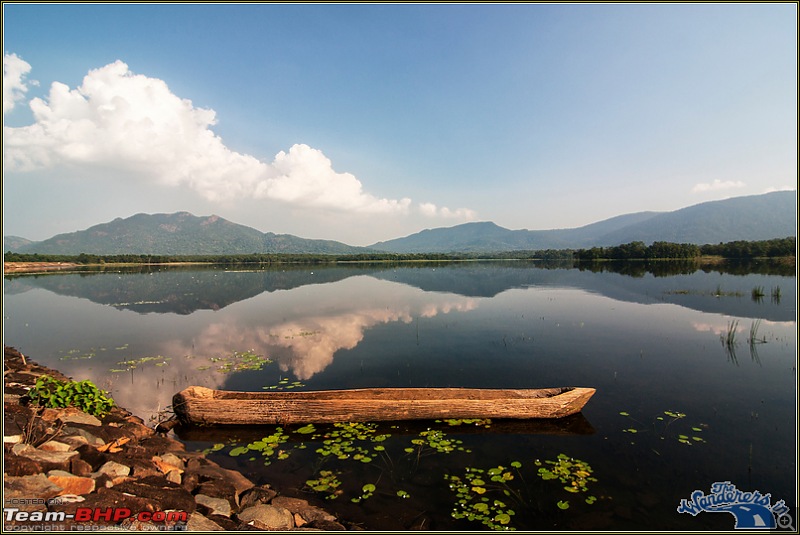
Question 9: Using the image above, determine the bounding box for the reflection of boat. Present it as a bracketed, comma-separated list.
[173, 412, 596, 442]
[172, 386, 596, 425]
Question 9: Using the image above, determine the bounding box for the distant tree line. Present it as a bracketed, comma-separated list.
[3, 237, 795, 265]
[698, 237, 795, 259]
[574, 237, 795, 261]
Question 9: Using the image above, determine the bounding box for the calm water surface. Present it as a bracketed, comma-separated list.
[3, 262, 796, 530]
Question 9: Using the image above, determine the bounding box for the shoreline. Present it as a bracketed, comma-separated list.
[2, 345, 356, 531]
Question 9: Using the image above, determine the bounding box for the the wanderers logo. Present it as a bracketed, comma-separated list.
[677, 481, 792, 529]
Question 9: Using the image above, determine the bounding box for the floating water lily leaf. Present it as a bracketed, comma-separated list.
[557, 500, 570, 510]
[229, 446, 249, 457]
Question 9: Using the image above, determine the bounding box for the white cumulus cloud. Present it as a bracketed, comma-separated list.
[418, 202, 477, 220]
[257, 144, 411, 213]
[2, 58, 441, 217]
[3, 53, 33, 114]
[691, 179, 746, 193]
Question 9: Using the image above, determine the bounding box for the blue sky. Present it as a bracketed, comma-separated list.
[3, 3, 796, 245]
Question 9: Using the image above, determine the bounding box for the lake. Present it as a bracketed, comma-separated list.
[3, 261, 796, 530]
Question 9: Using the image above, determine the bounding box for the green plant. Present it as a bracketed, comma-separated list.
[28, 375, 116, 417]
[228, 427, 291, 465]
[535, 454, 597, 498]
[751, 286, 765, 302]
[305, 470, 343, 500]
[771, 285, 781, 304]
[445, 465, 520, 530]
[720, 320, 738, 348]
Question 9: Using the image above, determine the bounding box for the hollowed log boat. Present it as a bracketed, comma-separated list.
[172, 385, 595, 425]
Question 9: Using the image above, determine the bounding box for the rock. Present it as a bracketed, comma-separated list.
[195, 494, 232, 517]
[4, 452, 43, 476]
[60, 435, 90, 449]
[186, 512, 225, 531]
[205, 514, 261, 531]
[159, 452, 185, 469]
[138, 435, 186, 454]
[180, 471, 200, 493]
[196, 478, 237, 508]
[39, 440, 72, 452]
[308, 518, 347, 530]
[294, 513, 308, 527]
[48, 487, 157, 522]
[216, 466, 254, 498]
[186, 457, 202, 471]
[237, 504, 294, 531]
[4, 434, 24, 444]
[113, 476, 196, 513]
[57, 408, 102, 426]
[271, 495, 311, 513]
[4, 473, 63, 499]
[238, 485, 278, 509]
[62, 426, 105, 446]
[271, 496, 337, 524]
[11, 443, 34, 455]
[13, 446, 77, 471]
[166, 470, 182, 485]
[47, 475, 95, 496]
[70, 457, 94, 477]
[94, 460, 131, 479]
[46, 470, 75, 477]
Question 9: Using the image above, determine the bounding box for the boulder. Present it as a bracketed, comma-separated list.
[114, 476, 196, 513]
[238, 485, 278, 509]
[237, 503, 294, 530]
[186, 512, 225, 531]
[195, 494, 232, 517]
[47, 475, 95, 496]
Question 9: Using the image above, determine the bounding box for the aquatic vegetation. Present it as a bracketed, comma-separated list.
[305, 470, 343, 500]
[263, 377, 305, 390]
[663, 287, 743, 298]
[748, 319, 766, 346]
[114, 355, 170, 371]
[620, 410, 707, 446]
[228, 427, 291, 465]
[771, 285, 782, 304]
[59, 349, 95, 361]
[535, 454, 597, 499]
[408, 428, 470, 455]
[312, 422, 391, 463]
[437, 418, 492, 428]
[751, 286, 765, 302]
[208, 349, 272, 373]
[445, 465, 520, 530]
[351, 483, 377, 503]
[720, 320, 739, 349]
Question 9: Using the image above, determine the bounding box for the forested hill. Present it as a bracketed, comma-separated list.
[370, 191, 797, 253]
[4, 191, 796, 255]
[7, 212, 369, 255]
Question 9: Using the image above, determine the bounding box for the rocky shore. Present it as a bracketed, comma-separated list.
[3, 346, 356, 531]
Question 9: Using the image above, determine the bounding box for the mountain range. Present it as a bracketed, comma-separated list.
[372, 191, 797, 252]
[4, 191, 796, 255]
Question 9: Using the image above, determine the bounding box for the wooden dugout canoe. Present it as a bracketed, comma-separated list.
[172, 385, 596, 425]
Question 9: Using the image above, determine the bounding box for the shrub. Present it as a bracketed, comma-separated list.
[28, 375, 116, 417]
